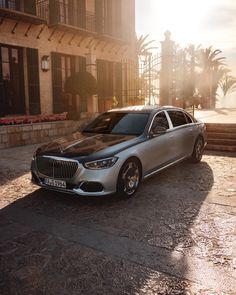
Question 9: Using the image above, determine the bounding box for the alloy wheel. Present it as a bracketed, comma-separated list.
[120, 160, 140, 196]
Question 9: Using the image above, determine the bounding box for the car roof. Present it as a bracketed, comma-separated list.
[108, 105, 184, 114]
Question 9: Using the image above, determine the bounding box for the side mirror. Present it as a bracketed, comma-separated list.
[149, 126, 167, 137]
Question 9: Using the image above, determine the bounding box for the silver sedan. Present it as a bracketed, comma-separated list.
[31, 106, 207, 198]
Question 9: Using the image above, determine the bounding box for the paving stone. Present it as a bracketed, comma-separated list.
[0, 144, 235, 294]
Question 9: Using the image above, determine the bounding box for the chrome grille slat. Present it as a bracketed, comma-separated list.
[36, 156, 78, 179]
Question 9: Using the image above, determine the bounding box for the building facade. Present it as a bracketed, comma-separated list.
[0, 0, 136, 118]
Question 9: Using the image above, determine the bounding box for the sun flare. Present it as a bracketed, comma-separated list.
[152, 0, 221, 45]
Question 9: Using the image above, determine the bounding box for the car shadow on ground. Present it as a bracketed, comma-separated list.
[0, 160, 214, 294]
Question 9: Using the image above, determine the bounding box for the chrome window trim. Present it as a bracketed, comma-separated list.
[148, 110, 172, 134]
[166, 109, 196, 130]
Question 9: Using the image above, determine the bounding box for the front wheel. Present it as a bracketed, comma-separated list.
[191, 137, 204, 163]
[117, 158, 141, 198]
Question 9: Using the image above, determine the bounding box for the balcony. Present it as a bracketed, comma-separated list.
[0, 0, 47, 24]
[49, 1, 95, 35]
[49, 1, 125, 42]
[0, 0, 127, 42]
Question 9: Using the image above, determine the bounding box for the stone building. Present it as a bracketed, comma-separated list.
[0, 0, 136, 119]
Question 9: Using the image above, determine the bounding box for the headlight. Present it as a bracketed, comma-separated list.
[84, 157, 118, 170]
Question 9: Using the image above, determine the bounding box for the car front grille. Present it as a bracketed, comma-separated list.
[36, 156, 79, 179]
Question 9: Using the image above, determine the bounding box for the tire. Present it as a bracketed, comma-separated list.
[191, 137, 204, 163]
[117, 158, 141, 198]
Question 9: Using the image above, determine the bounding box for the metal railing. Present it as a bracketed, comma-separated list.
[0, 1, 122, 38]
[55, 1, 95, 32]
[36, 0, 48, 20]
[0, 0, 20, 11]
[0, 0, 48, 20]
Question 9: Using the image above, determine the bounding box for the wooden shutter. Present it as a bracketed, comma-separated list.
[24, 0, 36, 15]
[78, 0, 86, 28]
[79, 56, 86, 71]
[27, 48, 41, 115]
[95, 0, 104, 34]
[114, 0, 122, 38]
[0, 48, 4, 116]
[115, 62, 122, 105]
[49, 1, 60, 24]
[108, 62, 113, 97]
[51, 52, 63, 114]
[97, 59, 105, 97]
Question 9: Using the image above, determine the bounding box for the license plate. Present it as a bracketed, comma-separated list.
[44, 178, 66, 188]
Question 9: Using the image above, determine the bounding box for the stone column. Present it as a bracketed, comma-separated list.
[160, 31, 175, 106]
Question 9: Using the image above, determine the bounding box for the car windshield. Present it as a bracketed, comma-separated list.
[83, 112, 149, 135]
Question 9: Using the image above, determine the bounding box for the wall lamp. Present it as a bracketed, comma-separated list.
[41, 55, 50, 71]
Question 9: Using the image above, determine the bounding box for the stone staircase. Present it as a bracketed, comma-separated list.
[206, 123, 236, 152]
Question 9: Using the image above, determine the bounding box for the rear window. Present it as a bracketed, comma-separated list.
[185, 113, 193, 124]
[168, 111, 187, 127]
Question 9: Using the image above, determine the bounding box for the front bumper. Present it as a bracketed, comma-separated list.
[31, 157, 121, 196]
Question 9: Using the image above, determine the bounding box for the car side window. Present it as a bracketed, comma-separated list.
[168, 111, 187, 127]
[151, 111, 169, 131]
[185, 113, 193, 124]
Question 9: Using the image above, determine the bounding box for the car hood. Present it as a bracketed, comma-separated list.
[36, 132, 143, 162]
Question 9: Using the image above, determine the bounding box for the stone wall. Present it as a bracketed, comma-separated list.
[0, 120, 83, 149]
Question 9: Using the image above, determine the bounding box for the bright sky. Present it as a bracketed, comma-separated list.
[135, 0, 236, 75]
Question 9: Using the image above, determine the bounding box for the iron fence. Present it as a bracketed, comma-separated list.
[122, 54, 161, 106]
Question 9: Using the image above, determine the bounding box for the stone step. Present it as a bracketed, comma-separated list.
[207, 132, 236, 139]
[206, 126, 236, 133]
[205, 123, 236, 128]
[207, 138, 236, 146]
[206, 144, 236, 152]
[204, 123, 236, 152]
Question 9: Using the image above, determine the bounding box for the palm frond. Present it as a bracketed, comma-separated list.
[219, 75, 236, 96]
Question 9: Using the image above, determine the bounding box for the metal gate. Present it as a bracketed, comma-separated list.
[122, 54, 161, 106]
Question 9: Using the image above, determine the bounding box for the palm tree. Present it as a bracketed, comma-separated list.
[136, 34, 157, 57]
[197, 46, 226, 70]
[196, 46, 226, 108]
[173, 44, 201, 106]
[219, 74, 236, 97]
[134, 35, 157, 103]
[211, 66, 230, 107]
[183, 44, 202, 104]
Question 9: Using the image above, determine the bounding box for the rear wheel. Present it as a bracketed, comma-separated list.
[117, 158, 141, 198]
[191, 137, 204, 163]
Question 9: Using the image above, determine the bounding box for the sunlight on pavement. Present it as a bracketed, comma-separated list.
[0, 173, 38, 209]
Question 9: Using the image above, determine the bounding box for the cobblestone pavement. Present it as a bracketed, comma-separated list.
[0, 144, 236, 295]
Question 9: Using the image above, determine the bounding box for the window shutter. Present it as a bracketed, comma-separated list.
[24, 0, 36, 15]
[27, 48, 41, 115]
[0, 50, 4, 116]
[51, 52, 63, 114]
[49, 1, 60, 24]
[79, 56, 86, 71]
[78, 0, 86, 28]
[95, 0, 104, 34]
[115, 62, 122, 104]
